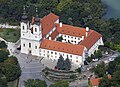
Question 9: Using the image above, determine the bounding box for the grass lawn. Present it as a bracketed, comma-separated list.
[8, 79, 19, 87]
[0, 28, 20, 43]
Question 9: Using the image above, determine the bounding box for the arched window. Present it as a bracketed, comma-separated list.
[35, 28, 37, 32]
[29, 43, 31, 48]
[23, 26, 24, 30]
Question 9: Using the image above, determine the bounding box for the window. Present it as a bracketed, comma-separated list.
[55, 52, 57, 55]
[23, 34, 24, 36]
[76, 56, 78, 59]
[23, 26, 24, 30]
[35, 28, 37, 32]
[44, 50, 45, 53]
[23, 44, 25, 47]
[35, 46, 37, 49]
[51, 52, 53, 54]
[47, 51, 49, 53]
[70, 55, 72, 58]
[76, 60, 78, 62]
[29, 43, 31, 48]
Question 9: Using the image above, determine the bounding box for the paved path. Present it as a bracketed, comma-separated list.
[0, 24, 20, 29]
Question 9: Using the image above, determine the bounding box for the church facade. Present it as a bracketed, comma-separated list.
[21, 10, 104, 66]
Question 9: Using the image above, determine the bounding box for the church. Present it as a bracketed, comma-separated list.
[20, 8, 104, 66]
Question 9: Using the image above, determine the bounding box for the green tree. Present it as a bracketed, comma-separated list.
[24, 79, 47, 87]
[94, 62, 106, 77]
[99, 75, 111, 87]
[94, 50, 102, 59]
[4, 56, 18, 65]
[0, 73, 8, 87]
[0, 41, 7, 48]
[64, 56, 71, 70]
[111, 71, 120, 86]
[56, 36, 63, 42]
[75, 68, 81, 73]
[0, 63, 21, 82]
[49, 80, 69, 87]
[0, 49, 9, 62]
[57, 55, 64, 70]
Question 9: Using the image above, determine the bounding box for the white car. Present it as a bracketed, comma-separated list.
[92, 59, 98, 62]
[109, 58, 114, 61]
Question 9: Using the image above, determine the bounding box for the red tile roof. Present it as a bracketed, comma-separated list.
[80, 30, 102, 49]
[56, 24, 88, 38]
[90, 78, 101, 87]
[40, 39, 84, 56]
[49, 29, 59, 40]
[41, 13, 59, 37]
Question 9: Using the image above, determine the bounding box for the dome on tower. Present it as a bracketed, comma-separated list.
[21, 6, 28, 22]
[34, 8, 40, 25]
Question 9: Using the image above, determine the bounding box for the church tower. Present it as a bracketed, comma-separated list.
[21, 7, 41, 56]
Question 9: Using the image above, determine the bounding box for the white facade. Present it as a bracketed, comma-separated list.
[21, 21, 42, 56]
[40, 48, 86, 66]
[56, 34, 84, 45]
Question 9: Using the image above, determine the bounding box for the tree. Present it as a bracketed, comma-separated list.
[99, 75, 111, 87]
[0, 73, 8, 87]
[0, 63, 21, 82]
[24, 79, 47, 87]
[111, 71, 120, 86]
[0, 41, 7, 48]
[64, 56, 71, 70]
[86, 56, 92, 63]
[0, 49, 9, 62]
[4, 56, 18, 65]
[56, 36, 63, 42]
[49, 80, 69, 87]
[94, 50, 102, 59]
[75, 68, 81, 73]
[57, 55, 64, 70]
[94, 62, 106, 77]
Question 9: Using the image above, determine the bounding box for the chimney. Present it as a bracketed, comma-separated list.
[86, 27, 89, 37]
[49, 37, 51, 40]
[81, 35, 84, 40]
[60, 22, 62, 27]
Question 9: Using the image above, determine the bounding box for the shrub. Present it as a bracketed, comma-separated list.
[0, 49, 9, 62]
[4, 56, 18, 65]
[0, 41, 7, 48]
